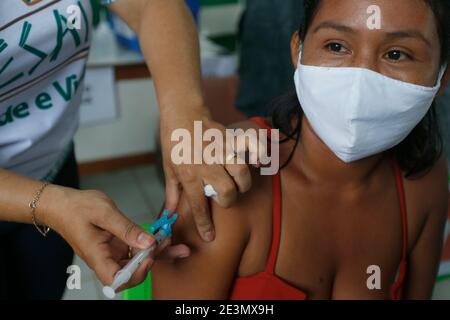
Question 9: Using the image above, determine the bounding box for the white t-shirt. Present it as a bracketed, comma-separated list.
[0, 0, 114, 180]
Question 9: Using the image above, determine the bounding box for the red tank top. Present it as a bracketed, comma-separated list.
[229, 117, 408, 300]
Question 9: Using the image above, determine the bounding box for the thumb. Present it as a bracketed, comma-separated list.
[99, 210, 155, 250]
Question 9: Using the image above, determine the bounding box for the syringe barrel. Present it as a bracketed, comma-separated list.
[104, 228, 170, 297]
[154, 229, 168, 244]
[123, 246, 154, 276]
[110, 269, 132, 290]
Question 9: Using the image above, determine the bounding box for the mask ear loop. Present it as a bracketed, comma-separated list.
[297, 44, 304, 68]
[436, 63, 448, 86]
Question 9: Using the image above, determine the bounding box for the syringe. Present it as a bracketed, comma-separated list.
[103, 210, 177, 299]
[102, 184, 216, 299]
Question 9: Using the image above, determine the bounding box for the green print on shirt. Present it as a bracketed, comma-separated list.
[54, 74, 80, 101]
[51, 10, 81, 61]
[0, 1, 90, 90]
[0, 39, 25, 90]
[0, 73, 81, 127]
[35, 92, 53, 109]
[0, 39, 7, 52]
[0, 103, 31, 126]
[19, 21, 49, 75]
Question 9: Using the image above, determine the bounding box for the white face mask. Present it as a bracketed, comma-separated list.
[294, 48, 446, 163]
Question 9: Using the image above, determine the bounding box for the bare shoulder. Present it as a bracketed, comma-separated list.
[172, 176, 272, 256]
[399, 157, 448, 299]
[152, 166, 272, 298]
[403, 156, 448, 224]
[173, 174, 272, 246]
[152, 178, 269, 298]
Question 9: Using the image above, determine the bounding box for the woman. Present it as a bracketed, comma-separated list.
[153, 0, 449, 299]
[0, 0, 253, 299]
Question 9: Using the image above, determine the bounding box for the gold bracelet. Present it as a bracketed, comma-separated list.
[29, 182, 51, 237]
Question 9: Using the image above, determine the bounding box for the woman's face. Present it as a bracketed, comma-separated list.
[293, 0, 443, 87]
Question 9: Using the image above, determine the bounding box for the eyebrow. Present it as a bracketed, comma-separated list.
[385, 30, 432, 48]
[313, 21, 356, 35]
[313, 21, 432, 48]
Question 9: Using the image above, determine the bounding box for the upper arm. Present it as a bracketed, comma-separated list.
[404, 157, 449, 299]
[152, 120, 267, 299]
[152, 196, 251, 300]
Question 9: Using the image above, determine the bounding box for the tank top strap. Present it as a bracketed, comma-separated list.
[249, 116, 272, 133]
[392, 157, 408, 268]
[249, 117, 283, 275]
[265, 171, 283, 274]
[390, 155, 408, 299]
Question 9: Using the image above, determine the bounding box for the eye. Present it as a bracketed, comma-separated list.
[385, 50, 411, 62]
[325, 42, 349, 54]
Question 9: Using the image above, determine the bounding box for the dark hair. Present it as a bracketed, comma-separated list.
[272, 0, 450, 176]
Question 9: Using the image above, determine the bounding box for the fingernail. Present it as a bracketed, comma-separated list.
[203, 231, 215, 242]
[137, 232, 154, 248]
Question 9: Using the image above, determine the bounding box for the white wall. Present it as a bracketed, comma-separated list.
[75, 79, 158, 162]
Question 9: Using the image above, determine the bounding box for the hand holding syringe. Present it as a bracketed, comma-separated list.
[103, 209, 178, 299]
[103, 185, 217, 299]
